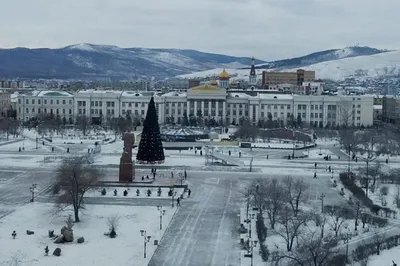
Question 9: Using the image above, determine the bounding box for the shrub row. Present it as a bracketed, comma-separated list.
[353, 234, 400, 262]
[256, 214, 267, 242]
[255, 213, 269, 262]
[361, 212, 388, 228]
[339, 172, 381, 213]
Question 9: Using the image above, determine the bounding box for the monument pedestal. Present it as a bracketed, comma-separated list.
[119, 133, 135, 182]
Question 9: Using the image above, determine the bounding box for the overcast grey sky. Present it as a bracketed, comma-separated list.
[1, 0, 399, 60]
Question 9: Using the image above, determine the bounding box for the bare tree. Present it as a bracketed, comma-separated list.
[75, 115, 91, 136]
[248, 177, 270, 216]
[372, 228, 386, 255]
[235, 119, 258, 141]
[355, 130, 383, 196]
[338, 101, 354, 128]
[378, 186, 388, 206]
[106, 215, 121, 238]
[312, 212, 328, 239]
[353, 200, 361, 231]
[357, 161, 382, 191]
[54, 156, 103, 222]
[276, 207, 310, 251]
[393, 184, 400, 208]
[377, 125, 400, 162]
[360, 210, 369, 229]
[0, 118, 20, 140]
[282, 176, 309, 217]
[264, 179, 285, 229]
[326, 206, 349, 237]
[275, 229, 338, 266]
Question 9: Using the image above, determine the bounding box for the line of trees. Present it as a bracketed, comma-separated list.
[246, 177, 342, 265]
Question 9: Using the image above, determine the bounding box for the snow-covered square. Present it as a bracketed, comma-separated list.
[0, 203, 176, 266]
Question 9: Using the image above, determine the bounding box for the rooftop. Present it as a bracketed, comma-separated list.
[75, 90, 156, 98]
[162, 91, 187, 97]
[258, 94, 294, 100]
[19, 90, 73, 97]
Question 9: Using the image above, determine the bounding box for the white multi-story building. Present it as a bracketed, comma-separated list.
[16, 90, 74, 121]
[16, 86, 374, 127]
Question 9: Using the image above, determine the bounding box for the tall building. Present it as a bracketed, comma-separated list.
[261, 69, 315, 88]
[0, 91, 11, 117]
[249, 57, 257, 86]
[382, 96, 400, 123]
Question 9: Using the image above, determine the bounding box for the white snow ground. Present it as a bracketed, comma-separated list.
[0, 203, 176, 266]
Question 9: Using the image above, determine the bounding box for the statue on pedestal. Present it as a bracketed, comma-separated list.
[119, 133, 135, 182]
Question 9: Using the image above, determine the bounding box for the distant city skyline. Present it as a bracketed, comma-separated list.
[1, 0, 399, 60]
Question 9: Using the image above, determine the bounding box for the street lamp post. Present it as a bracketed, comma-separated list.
[345, 233, 351, 262]
[245, 213, 256, 239]
[157, 206, 166, 230]
[36, 125, 38, 149]
[139, 230, 151, 258]
[179, 173, 184, 185]
[29, 183, 37, 202]
[320, 193, 325, 213]
[171, 191, 177, 208]
[248, 240, 258, 266]
[292, 129, 295, 159]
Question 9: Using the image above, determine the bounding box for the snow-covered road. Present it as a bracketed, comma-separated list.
[149, 178, 240, 266]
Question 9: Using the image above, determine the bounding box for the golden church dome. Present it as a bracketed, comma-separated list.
[210, 80, 218, 86]
[219, 69, 229, 79]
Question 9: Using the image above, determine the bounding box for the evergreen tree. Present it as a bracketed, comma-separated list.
[182, 111, 189, 126]
[297, 114, 302, 128]
[136, 97, 165, 163]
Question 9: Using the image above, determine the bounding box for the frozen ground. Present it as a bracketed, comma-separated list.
[369, 245, 400, 266]
[0, 203, 175, 266]
[303, 148, 338, 159]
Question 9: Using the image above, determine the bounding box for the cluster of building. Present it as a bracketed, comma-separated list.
[0, 60, 384, 128]
[13, 73, 373, 128]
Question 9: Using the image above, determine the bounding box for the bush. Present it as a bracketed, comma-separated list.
[52, 184, 60, 195]
[256, 214, 267, 242]
[339, 172, 380, 213]
[259, 243, 269, 262]
[352, 234, 400, 262]
[360, 212, 388, 228]
[327, 254, 346, 265]
[380, 186, 389, 196]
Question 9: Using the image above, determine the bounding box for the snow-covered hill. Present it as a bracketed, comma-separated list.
[285, 50, 400, 80]
[179, 48, 399, 81]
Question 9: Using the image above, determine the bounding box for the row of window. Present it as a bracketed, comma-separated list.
[19, 99, 73, 105]
[21, 107, 72, 115]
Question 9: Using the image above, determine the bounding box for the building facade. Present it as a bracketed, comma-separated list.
[0, 91, 11, 117]
[16, 87, 374, 127]
[262, 69, 315, 88]
[16, 91, 74, 121]
[382, 96, 400, 123]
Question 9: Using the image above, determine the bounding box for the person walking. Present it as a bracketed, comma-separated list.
[177, 197, 181, 207]
[188, 189, 191, 197]
[314, 172, 317, 179]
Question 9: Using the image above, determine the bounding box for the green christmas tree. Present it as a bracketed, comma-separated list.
[136, 97, 165, 163]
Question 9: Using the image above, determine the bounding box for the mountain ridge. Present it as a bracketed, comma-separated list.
[0, 44, 392, 80]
